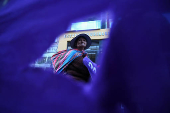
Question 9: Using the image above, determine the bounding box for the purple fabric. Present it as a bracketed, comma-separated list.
[1, 0, 170, 113]
[83, 56, 97, 77]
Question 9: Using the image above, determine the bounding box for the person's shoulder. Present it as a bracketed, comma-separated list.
[69, 49, 79, 52]
[52, 49, 68, 56]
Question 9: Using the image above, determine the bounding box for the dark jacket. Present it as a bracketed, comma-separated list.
[65, 56, 90, 82]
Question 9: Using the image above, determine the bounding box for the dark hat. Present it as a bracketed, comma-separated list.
[71, 34, 91, 50]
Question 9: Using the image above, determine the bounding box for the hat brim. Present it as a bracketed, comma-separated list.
[71, 34, 91, 50]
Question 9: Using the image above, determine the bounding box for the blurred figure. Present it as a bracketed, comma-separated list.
[51, 34, 97, 82]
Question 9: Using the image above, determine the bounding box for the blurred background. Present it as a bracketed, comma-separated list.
[30, 11, 113, 70]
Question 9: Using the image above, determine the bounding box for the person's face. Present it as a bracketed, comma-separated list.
[76, 37, 87, 49]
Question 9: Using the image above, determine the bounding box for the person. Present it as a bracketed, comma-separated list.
[51, 34, 97, 82]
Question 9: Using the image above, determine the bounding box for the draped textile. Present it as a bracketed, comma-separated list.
[51, 49, 87, 73]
